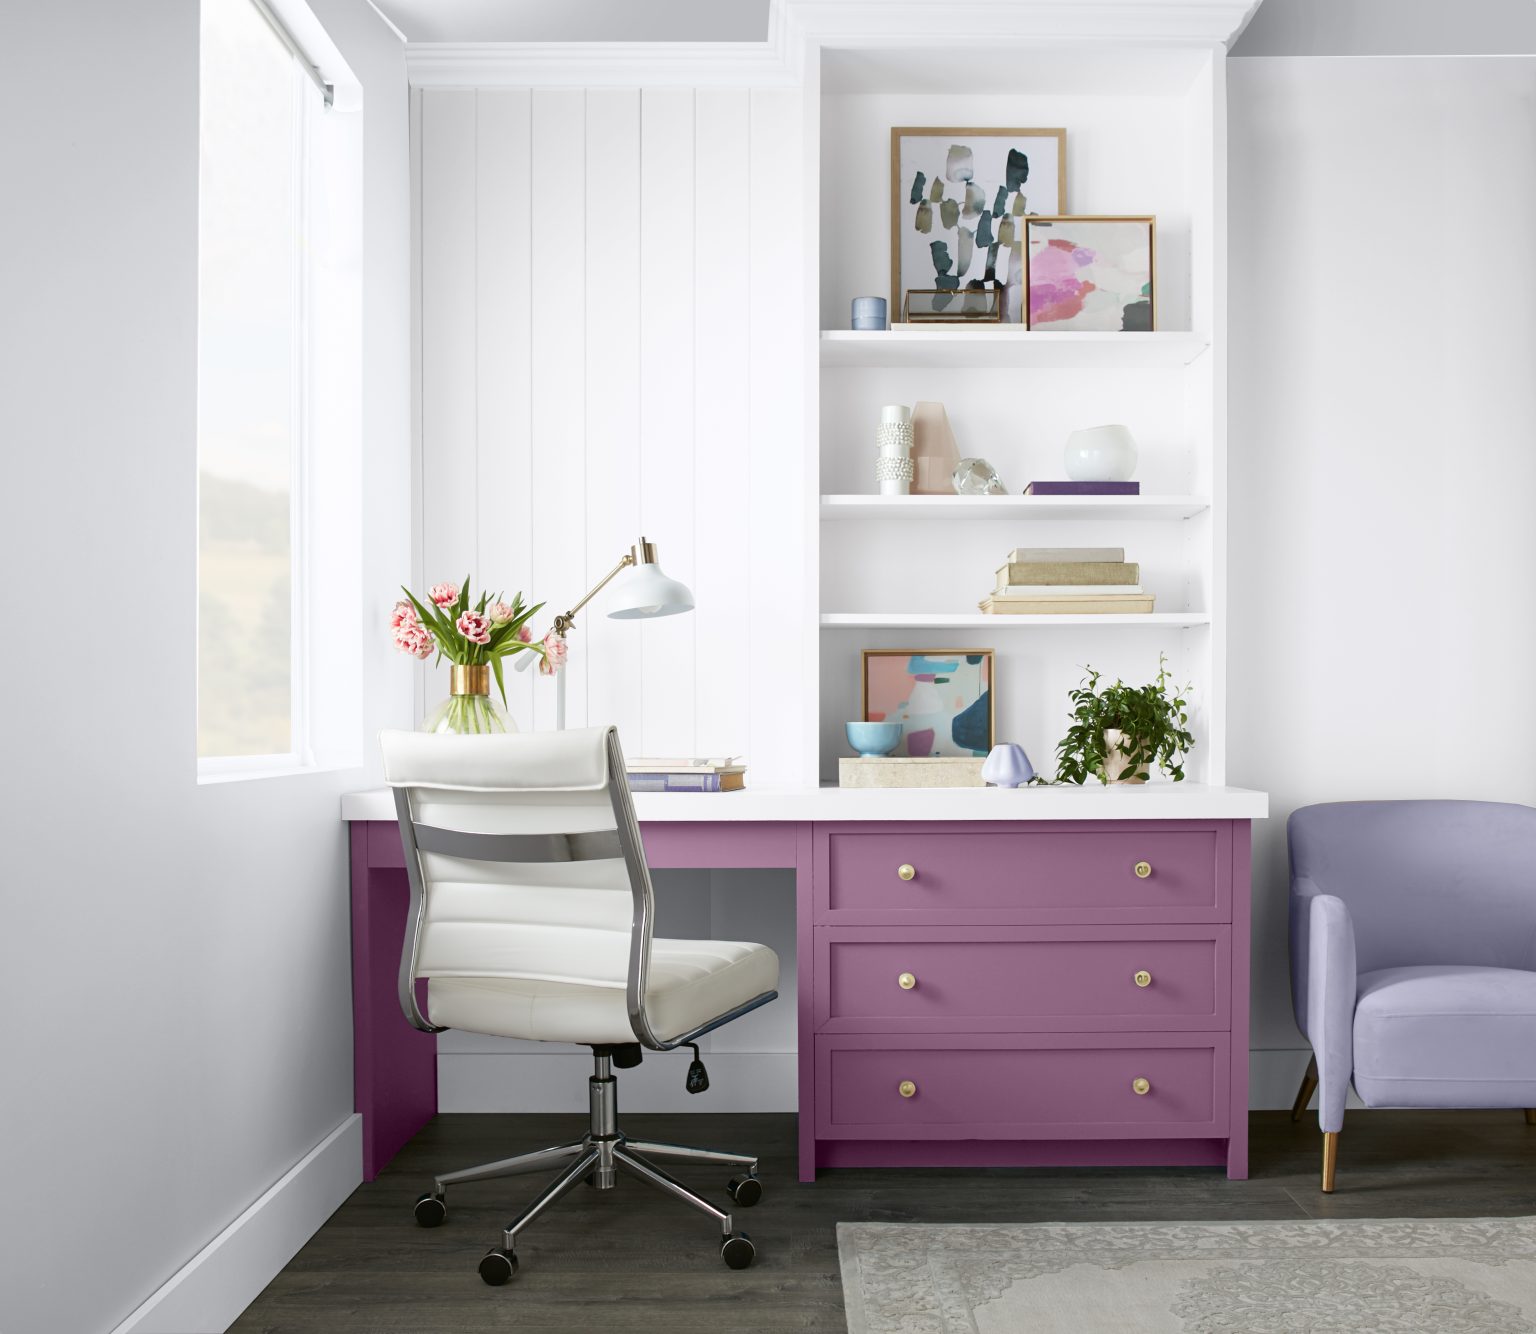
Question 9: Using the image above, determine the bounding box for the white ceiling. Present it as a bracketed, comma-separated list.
[371, 0, 771, 43]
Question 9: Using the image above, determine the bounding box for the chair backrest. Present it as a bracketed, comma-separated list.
[380, 726, 658, 1040]
[1288, 799, 1536, 974]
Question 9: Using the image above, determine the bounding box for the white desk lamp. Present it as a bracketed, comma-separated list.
[518, 535, 694, 729]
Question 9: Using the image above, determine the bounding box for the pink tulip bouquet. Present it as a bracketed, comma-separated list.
[392, 577, 546, 733]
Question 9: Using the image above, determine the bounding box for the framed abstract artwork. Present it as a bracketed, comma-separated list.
[1024, 215, 1156, 331]
[890, 128, 1066, 325]
[862, 649, 995, 758]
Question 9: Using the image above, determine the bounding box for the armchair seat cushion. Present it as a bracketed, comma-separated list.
[1353, 965, 1536, 1108]
[426, 939, 779, 1046]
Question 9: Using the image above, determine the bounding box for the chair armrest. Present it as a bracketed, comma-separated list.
[1289, 875, 1355, 1132]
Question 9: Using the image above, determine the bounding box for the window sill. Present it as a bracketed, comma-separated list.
[197, 755, 358, 786]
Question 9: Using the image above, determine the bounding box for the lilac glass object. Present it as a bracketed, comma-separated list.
[982, 743, 1034, 787]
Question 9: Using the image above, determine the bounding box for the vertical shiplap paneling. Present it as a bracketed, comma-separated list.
[475, 90, 536, 729]
[692, 89, 753, 760]
[418, 92, 479, 703]
[529, 91, 589, 730]
[637, 89, 699, 756]
[747, 87, 808, 787]
[583, 90, 644, 741]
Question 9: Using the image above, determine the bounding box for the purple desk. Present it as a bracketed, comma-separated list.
[344, 785, 1264, 1183]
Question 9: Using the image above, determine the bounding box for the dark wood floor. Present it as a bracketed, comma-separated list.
[232, 1109, 1536, 1333]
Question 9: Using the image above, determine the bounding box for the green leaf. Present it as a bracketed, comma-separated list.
[491, 655, 507, 706]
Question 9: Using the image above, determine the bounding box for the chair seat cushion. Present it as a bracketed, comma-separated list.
[426, 938, 779, 1046]
[1353, 964, 1536, 1108]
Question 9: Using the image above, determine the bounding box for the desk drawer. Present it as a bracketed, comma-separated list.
[818, 824, 1227, 924]
[817, 1033, 1228, 1140]
[818, 926, 1229, 1033]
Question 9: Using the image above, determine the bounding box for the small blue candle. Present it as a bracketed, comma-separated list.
[851, 296, 888, 331]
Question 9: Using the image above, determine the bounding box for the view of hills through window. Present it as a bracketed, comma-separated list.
[196, 0, 310, 760]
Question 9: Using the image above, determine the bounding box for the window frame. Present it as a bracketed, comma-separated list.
[196, 0, 362, 783]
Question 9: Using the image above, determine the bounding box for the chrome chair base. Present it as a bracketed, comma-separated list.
[415, 1051, 762, 1282]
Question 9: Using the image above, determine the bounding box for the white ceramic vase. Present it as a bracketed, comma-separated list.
[1064, 424, 1138, 482]
[875, 404, 914, 495]
[1102, 729, 1148, 785]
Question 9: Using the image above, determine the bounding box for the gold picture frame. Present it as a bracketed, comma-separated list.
[1022, 215, 1157, 331]
[861, 648, 996, 757]
[890, 127, 1067, 325]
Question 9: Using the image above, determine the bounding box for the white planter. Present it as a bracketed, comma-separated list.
[1102, 728, 1148, 784]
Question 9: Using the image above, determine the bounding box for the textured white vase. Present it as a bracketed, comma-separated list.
[1064, 424, 1138, 482]
[875, 404, 914, 495]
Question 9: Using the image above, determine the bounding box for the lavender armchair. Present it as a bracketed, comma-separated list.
[1288, 800, 1536, 1192]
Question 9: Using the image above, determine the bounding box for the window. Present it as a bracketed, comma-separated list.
[197, 0, 358, 774]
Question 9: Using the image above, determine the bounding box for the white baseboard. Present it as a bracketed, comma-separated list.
[439, 1052, 798, 1113]
[111, 1114, 362, 1334]
[443, 1050, 1348, 1115]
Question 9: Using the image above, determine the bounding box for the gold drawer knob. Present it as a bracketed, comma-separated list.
[1133, 860, 1153, 879]
[898, 1079, 918, 1098]
[897, 863, 916, 881]
[1134, 970, 1153, 988]
[1132, 1077, 1151, 1096]
[897, 972, 917, 990]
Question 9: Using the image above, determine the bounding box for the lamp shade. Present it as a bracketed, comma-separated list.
[606, 560, 695, 620]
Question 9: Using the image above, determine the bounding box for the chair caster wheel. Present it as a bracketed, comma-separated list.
[479, 1247, 518, 1285]
[727, 1175, 762, 1207]
[413, 1193, 446, 1227]
[721, 1232, 756, 1270]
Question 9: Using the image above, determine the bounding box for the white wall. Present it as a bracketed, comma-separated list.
[1227, 55, 1536, 1100]
[0, 3, 411, 1331]
[414, 84, 810, 1111]
[414, 85, 809, 778]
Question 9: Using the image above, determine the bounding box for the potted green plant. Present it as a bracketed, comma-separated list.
[1046, 654, 1195, 785]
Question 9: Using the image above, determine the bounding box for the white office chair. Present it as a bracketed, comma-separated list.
[380, 726, 779, 1284]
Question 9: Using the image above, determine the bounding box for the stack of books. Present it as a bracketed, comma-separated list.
[626, 757, 746, 793]
[978, 546, 1154, 615]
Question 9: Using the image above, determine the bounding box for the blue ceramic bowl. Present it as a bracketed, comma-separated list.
[846, 720, 903, 758]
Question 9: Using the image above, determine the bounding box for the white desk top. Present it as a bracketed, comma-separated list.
[342, 783, 1267, 823]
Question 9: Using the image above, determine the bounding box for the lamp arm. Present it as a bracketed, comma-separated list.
[552, 551, 636, 637]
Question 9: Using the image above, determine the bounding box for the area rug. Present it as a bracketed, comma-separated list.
[838, 1217, 1536, 1333]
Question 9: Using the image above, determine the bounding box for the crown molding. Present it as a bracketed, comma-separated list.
[407, 0, 795, 87]
[406, 40, 797, 88]
[404, 0, 1258, 89]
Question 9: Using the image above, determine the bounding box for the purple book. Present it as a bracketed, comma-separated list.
[1023, 481, 1141, 496]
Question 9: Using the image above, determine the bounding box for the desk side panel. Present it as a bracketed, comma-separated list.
[1227, 819, 1252, 1179]
[352, 823, 437, 1180]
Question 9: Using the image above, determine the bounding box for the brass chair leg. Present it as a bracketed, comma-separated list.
[1525, 1109, 1536, 1126]
[1321, 1131, 1339, 1193]
[1291, 1055, 1319, 1123]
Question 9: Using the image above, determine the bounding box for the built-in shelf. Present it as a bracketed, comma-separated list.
[820, 494, 1210, 521]
[820, 613, 1212, 629]
[820, 330, 1210, 370]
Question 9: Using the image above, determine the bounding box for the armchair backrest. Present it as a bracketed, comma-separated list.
[1288, 800, 1536, 974]
[380, 726, 660, 1042]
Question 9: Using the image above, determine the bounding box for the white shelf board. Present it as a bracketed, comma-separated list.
[820, 330, 1210, 370]
[820, 494, 1210, 521]
[821, 612, 1212, 629]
